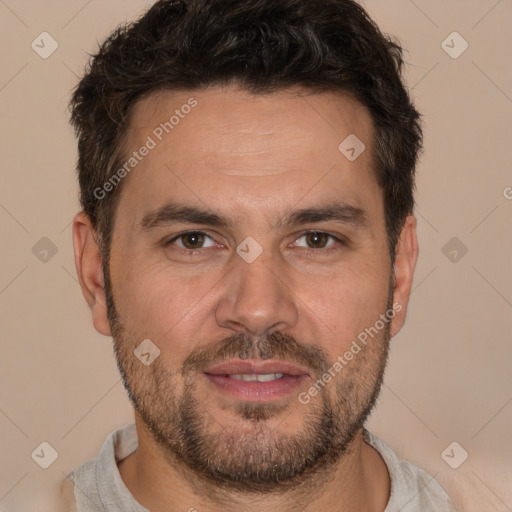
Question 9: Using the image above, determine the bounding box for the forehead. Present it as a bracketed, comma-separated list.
[117, 85, 381, 228]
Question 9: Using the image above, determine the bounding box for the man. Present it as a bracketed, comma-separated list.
[64, 0, 455, 510]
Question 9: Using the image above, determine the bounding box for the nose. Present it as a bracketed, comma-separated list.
[215, 246, 299, 337]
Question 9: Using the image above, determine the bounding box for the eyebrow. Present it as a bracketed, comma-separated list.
[139, 201, 368, 232]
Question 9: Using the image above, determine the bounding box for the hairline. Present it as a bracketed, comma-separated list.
[95, 82, 396, 264]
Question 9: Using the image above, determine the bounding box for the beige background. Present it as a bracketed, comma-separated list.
[0, 1, 511, 511]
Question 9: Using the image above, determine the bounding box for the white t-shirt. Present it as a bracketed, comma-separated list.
[65, 423, 455, 511]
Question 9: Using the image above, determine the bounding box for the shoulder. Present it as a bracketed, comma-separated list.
[57, 476, 78, 512]
[58, 424, 139, 512]
[363, 430, 456, 512]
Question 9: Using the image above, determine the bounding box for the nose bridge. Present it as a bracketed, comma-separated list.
[215, 242, 299, 336]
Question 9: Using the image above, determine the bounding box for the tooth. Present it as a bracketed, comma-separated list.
[229, 374, 257, 381]
[229, 373, 284, 382]
[257, 373, 284, 382]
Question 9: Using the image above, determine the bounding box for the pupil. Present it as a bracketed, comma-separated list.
[184, 232, 203, 249]
[307, 232, 327, 248]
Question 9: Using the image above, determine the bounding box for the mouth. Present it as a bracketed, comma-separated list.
[203, 360, 311, 401]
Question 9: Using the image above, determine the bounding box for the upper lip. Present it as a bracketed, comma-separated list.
[204, 360, 310, 377]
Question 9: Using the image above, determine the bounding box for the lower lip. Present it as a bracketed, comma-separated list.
[203, 373, 309, 401]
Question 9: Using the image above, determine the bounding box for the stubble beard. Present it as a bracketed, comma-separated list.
[104, 266, 392, 494]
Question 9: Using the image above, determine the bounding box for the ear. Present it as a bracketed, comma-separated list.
[389, 215, 419, 338]
[72, 211, 111, 337]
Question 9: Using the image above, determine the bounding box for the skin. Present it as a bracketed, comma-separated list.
[73, 85, 418, 512]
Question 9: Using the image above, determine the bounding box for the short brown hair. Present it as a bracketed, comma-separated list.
[69, 0, 422, 263]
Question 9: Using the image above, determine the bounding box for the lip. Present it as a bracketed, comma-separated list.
[203, 360, 311, 401]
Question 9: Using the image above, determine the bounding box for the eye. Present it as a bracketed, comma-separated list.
[293, 231, 345, 253]
[166, 231, 217, 251]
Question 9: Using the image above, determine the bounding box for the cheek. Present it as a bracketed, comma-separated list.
[110, 257, 216, 352]
[300, 265, 390, 352]
[118, 272, 195, 323]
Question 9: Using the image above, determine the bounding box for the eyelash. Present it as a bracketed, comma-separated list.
[164, 230, 347, 256]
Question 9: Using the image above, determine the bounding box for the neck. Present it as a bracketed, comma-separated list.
[118, 417, 390, 512]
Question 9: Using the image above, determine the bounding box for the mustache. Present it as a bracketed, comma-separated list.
[181, 331, 331, 377]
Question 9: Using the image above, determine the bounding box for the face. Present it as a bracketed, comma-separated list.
[78, 85, 416, 492]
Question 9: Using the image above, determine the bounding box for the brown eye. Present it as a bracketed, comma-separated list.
[304, 231, 330, 249]
[167, 231, 216, 250]
[181, 232, 205, 249]
[293, 231, 346, 255]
